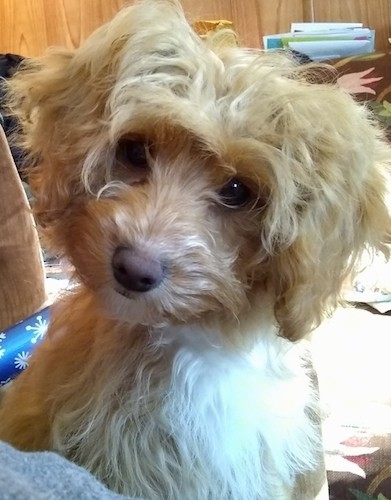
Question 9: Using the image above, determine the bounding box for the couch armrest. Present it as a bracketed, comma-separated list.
[0, 127, 46, 331]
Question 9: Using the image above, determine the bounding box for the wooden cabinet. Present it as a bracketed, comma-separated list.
[0, 0, 389, 57]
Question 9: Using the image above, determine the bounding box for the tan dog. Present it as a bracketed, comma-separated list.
[0, 1, 389, 498]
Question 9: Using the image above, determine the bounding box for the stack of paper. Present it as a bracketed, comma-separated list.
[263, 23, 375, 61]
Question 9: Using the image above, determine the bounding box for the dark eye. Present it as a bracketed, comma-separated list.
[219, 178, 251, 207]
[116, 139, 149, 168]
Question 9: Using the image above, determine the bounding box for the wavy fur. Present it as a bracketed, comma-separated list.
[0, 1, 390, 498]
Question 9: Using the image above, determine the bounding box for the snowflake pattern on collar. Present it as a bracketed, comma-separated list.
[0, 307, 50, 385]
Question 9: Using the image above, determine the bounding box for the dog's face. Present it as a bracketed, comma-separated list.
[10, 0, 390, 340]
[56, 134, 267, 329]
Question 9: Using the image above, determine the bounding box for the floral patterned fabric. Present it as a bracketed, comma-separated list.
[327, 433, 391, 499]
[312, 305, 391, 500]
[332, 54, 391, 313]
[325, 53, 391, 500]
[333, 52, 391, 140]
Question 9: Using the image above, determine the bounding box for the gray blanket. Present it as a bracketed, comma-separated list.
[0, 441, 139, 499]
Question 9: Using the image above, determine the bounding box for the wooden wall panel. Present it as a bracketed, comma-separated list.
[0, 0, 308, 56]
[0, 0, 128, 56]
[43, 0, 129, 49]
[0, 0, 389, 56]
[254, 0, 313, 44]
[312, 0, 391, 52]
[180, 0, 312, 47]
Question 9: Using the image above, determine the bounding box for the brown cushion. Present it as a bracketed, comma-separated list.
[0, 127, 46, 331]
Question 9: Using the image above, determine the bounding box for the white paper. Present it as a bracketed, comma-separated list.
[288, 39, 371, 60]
[291, 22, 363, 32]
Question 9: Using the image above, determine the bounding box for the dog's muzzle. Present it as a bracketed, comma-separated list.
[112, 246, 166, 293]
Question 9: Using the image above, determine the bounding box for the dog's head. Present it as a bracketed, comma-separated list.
[9, 0, 390, 340]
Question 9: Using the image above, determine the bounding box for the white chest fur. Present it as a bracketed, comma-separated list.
[159, 327, 319, 499]
[52, 325, 320, 500]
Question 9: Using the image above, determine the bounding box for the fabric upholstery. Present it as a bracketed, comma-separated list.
[0, 127, 45, 331]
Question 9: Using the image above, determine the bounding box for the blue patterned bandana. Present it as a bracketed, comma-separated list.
[0, 307, 51, 385]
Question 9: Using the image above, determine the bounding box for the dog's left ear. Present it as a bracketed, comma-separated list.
[266, 78, 390, 341]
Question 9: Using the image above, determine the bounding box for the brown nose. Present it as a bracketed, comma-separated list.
[112, 246, 165, 293]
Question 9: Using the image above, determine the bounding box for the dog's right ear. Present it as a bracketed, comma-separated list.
[6, 50, 82, 232]
[6, 36, 117, 250]
[7, 2, 189, 244]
